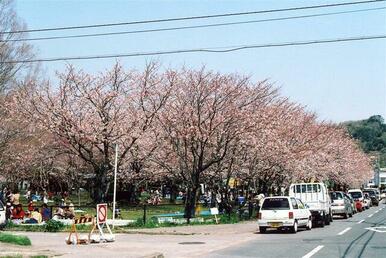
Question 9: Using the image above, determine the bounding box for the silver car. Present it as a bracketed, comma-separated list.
[329, 191, 353, 218]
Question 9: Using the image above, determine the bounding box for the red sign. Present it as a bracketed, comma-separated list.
[97, 203, 107, 224]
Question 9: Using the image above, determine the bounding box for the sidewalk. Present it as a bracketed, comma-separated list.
[122, 221, 258, 235]
[1, 221, 259, 258]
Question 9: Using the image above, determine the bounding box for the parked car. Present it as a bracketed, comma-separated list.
[257, 196, 312, 234]
[348, 189, 365, 212]
[381, 190, 386, 199]
[330, 191, 353, 218]
[344, 193, 357, 214]
[373, 189, 381, 201]
[0, 200, 6, 229]
[363, 193, 372, 208]
[289, 183, 332, 227]
[363, 189, 379, 206]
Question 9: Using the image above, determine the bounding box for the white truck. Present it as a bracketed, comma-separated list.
[289, 183, 332, 227]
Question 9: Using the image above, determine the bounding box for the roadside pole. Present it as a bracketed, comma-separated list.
[112, 144, 118, 229]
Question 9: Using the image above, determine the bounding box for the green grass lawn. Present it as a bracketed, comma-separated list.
[19, 190, 187, 220]
[12, 189, 251, 232]
[0, 232, 31, 246]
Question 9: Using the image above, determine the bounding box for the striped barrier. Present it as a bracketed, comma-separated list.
[66, 215, 95, 245]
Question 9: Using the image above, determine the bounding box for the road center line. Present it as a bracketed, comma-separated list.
[338, 227, 352, 236]
[357, 219, 365, 224]
[302, 245, 324, 258]
[368, 214, 374, 218]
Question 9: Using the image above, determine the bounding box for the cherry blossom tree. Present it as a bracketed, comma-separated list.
[14, 63, 174, 202]
[154, 67, 278, 218]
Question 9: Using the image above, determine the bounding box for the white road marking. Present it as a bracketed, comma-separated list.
[368, 214, 374, 218]
[338, 227, 352, 236]
[357, 219, 365, 224]
[375, 210, 379, 213]
[366, 226, 386, 233]
[302, 245, 324, 258]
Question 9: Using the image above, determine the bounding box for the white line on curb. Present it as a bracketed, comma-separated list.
[338, 227, 352, 236]
[368, 214, 374, 218]
[302, 245, 324, 258]
[357, 219, 365, 224]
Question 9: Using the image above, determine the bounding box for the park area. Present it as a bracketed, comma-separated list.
[1, 188, 254, 234]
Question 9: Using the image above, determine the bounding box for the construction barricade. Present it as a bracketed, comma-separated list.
[66, 203, 115, 245]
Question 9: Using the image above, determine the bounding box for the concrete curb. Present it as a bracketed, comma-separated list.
[141, 252, 164, 258]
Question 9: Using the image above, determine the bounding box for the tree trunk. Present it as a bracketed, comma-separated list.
[184, 185, 199, 222]
[93, 165, 109, 203]
[170, 184, 177, 204]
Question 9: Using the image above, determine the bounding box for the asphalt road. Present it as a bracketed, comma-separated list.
[208, 203, 386, 258]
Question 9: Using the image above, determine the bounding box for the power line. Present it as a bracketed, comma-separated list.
[2, 0, 385, 34]
[4, 7, 385, 42]
[2, 35, 385, 64]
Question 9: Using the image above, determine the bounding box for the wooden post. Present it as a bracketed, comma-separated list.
[143, 204, 147, 225]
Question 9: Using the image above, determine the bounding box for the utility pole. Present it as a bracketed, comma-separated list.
[112, 144, 118, 228]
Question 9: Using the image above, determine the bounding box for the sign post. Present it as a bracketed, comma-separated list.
[210, 208, 219, 224]
[89, 203, 115, 243]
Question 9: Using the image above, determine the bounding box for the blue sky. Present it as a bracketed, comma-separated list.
[15, 0, 386, 122]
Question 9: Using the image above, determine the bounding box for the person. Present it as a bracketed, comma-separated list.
[5, 202, 12, 220]
[7, 190, 14, 205]
[247, 196, 254, 219]
[53, 205, 64, 219]
[13, 190, 20, 206]
[41, 203, 51, 221]
[11, 204, 25, 220]
[42, 193, 48, 204]
[0, 188, 4, 203]
[255, 193, 265, 214]
[27, 200, 35, 212]
[68, 202, 75, 213]
[114, 206, 121, 219]
[25, 208, 42, 224]
[63, 205, 75, 219]
[24, 189, 31, 200]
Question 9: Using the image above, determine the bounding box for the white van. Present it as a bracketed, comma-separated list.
[289, 183, 332, 227]
[348, 189, 365, 211]
[0, 200, 6, 228]
[257, 196, 312, 233]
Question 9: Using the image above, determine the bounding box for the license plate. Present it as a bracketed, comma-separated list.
[269, 222, 282, 228]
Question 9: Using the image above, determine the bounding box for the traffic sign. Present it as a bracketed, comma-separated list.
[97, 203, 108, 224]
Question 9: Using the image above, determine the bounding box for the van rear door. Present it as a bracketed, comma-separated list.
[261, 197, 290, 220]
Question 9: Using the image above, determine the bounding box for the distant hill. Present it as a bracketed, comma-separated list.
[343, 115, 386, 167]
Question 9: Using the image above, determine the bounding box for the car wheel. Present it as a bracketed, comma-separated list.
[343, 212, 348, 219]
[306, 219, 312, 230]
[325, 215, 331, 225]
[259, 227, 267, 234]
[320, 218, 325, 228]
[330, 213, 334, 222]
[290, 221, 298, 233]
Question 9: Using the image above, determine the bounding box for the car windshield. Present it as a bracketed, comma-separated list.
[349, 192, 362, 199]
[330, 192, 343, 200]
[262, 198, 290, 210]
[363, 191, 376, 197]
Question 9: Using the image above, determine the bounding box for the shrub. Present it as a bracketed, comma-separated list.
[0, 232, 31, 246]
[44, 220, 65, 232]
